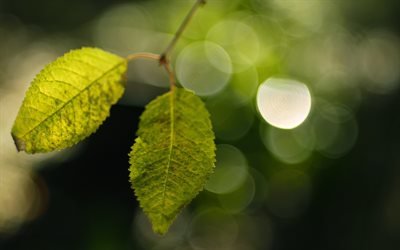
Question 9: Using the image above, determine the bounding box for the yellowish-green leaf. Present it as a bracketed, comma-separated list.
[129, 87, 216, 235]
[11, 47, 127, 153]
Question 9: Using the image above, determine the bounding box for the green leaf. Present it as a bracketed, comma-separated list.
[11, 47, 127, 153]
[129, 87, 216, 235]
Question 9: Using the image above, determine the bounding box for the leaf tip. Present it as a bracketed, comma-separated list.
[153, 226, 168, 235]
[11, 133, 25, 152]
[150, 214, 173, 235]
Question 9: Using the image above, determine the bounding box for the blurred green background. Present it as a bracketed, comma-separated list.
[1, 0, 400, 249]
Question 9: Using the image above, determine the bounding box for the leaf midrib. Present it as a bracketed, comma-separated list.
[161, 87, 176, 208]
[17, 60, 125, 139]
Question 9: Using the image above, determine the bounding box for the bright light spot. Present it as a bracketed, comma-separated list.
[257, 78, 312, 129]
[205, 144, 248, 194]
[176, 41, 232, 96]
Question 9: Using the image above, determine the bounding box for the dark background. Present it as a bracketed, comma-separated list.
[1, 0, 400, 249]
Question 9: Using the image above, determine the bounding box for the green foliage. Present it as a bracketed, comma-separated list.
[11, 2, 218, 235]
[11, 47, 127, 153]
[129, 87, 216, 234]
[11, 46, 216, 235]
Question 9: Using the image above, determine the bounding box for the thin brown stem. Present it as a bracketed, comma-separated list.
[126, 52, 176, 88]
[160, 0, 206, 64]
[163, 63, 176, 89]
[126, 52, 160, 62]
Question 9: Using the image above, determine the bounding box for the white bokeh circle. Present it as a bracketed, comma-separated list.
[257, 78, 312, 129]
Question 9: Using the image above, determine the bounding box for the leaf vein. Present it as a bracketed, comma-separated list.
[38, 89, 66, 103]
[41, 80, 82, 91]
